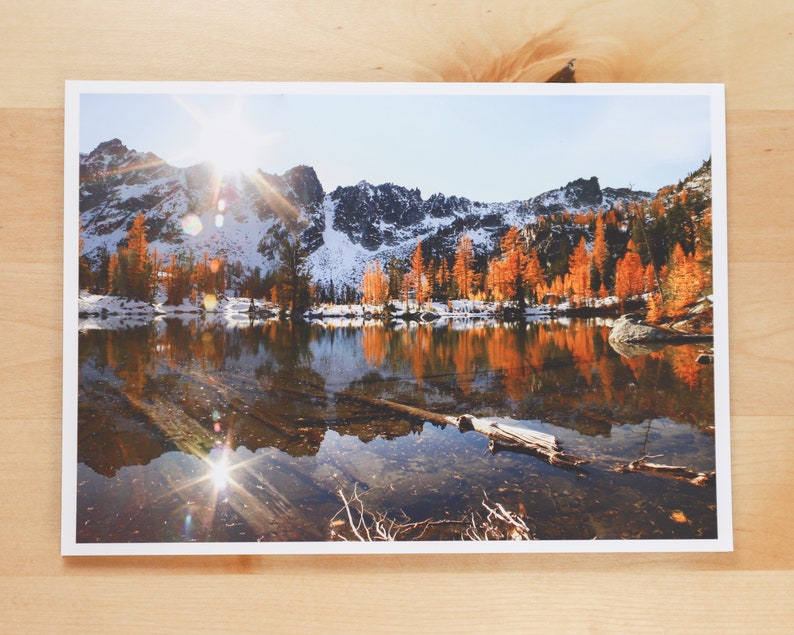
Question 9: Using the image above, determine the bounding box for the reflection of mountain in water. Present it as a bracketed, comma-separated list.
[78, 318, 714, 476]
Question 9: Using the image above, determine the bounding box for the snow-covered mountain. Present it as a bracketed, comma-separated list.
[79, 139, 653, 289]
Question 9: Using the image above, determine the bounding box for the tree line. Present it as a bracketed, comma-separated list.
[79, 212, 313, 315]
[357, 178, 712, 323]
[79, 161, 713, 324]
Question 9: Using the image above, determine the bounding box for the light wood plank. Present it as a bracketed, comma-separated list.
[0, 1, 792, 108]
[1, 1, 793, 632]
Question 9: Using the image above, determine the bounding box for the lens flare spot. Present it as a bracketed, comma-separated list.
[211, 410, 221, 422]
[210, 258, 221, 273]
[214, 422, 222, 433]
[181, 214, 203, 236]
[215, 214, 224, 228]
[217, 198, 226, 212]
[211, 460, 229, 491]
[203, 293, 218, 311]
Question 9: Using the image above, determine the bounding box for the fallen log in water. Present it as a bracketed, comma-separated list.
[125, 392, 217, 457]
[337, 391, 588, 470]
[124, 389, 317, 539]
[616, 454, 715, 487]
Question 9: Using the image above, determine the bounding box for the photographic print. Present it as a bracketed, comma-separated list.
[62, 81, 730, 555]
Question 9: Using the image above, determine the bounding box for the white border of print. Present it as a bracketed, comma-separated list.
[62, 81, 731, 556]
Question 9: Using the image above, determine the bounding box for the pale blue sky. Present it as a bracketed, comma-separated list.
[79, 87, 714, 202]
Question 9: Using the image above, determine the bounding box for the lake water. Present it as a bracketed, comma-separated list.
[76, 315, 718, 543]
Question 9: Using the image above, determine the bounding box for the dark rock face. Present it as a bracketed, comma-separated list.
[283, 165, 325, 213]
[563, 177, 603, 208]
[253, 166, 323, 233]
[330, 182, 426, 250]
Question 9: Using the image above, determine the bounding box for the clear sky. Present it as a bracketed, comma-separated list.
[79, 85, 714, 202]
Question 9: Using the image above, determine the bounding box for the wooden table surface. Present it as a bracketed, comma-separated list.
[1, 1, 792, 632]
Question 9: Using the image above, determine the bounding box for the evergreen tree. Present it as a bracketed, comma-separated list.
[386, 254, 404, 300]
[164, 253, 192, 305]
[275, 234, 312, 317]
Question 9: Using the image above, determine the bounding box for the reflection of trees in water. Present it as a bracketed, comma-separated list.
[79, 324, 167, 476]
[77, 318, 719, 544]
[78, 318, 714, 477]
[80, 320, 340, 473]
[353, 320, 714, 436]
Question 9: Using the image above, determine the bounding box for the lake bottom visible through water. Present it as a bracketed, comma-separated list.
[76, 316, 718, 543]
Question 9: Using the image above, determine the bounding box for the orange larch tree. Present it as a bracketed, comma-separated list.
[486, 258, 507, 302]
[487, 226, 537, 308]
[567, 236, 592, 306]
[591, 212, 609, 286]
[664, 242, 705, 318]
[500, 226, 529, 308]
[360, 260, 390, 305]
[549, 274, 566, 304]
[111, 212, 156, 301]
[643, 262, 658, 294]
[436, 257, 451, 300]
[452, 234, 478, 300]
[524, 248, 545, 304]
[614, 239, 645, 306]
[107, 252, 120, 294]
[403, 241, 427, 307]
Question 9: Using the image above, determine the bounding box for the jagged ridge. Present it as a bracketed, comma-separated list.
[79, 139, 655, 289]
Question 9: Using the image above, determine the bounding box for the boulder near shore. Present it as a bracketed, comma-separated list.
[608, 313, 711, 344]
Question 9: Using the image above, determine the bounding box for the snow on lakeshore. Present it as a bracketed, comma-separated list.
[79, 292, 159, 316]
[77, 291, 628, 332]
[305, 299, 560, 323]
[77, 291, 277, 331]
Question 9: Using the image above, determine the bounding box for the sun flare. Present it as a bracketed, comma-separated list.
[210, 455, 230, 491]
[195, 109, 261, 174]
[175, 96, 267, 175]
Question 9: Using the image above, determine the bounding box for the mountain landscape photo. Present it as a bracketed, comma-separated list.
[66, 86, 727, 553]
[78, 137, 667, 300]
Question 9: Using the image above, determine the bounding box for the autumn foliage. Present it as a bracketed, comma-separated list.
[108, 212, 157, 301]
[452, 235, 479, 300]
[85, 160, 713, 324]
[360, 260, 389, 305]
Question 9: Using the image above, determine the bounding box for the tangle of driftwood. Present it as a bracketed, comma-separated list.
[330, 485, 534, 542]
[616, 454, 715, 487]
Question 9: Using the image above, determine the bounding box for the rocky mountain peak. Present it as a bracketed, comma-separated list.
[79, 136, 698, 293]
[282, 165, 325, 212]
[562, 176, 602, 208]
[89, 138, 128, 157]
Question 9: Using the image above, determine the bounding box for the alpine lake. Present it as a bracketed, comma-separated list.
[76, 312, 718, 544]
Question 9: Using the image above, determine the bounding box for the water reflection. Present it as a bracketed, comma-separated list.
[77, 317, 716, 542]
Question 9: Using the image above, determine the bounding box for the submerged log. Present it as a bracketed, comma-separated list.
[337, 391, 588, 470]
[124, 389, 316, 539]
[616, 454, 715, 487]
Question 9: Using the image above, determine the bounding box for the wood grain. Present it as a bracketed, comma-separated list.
[1, 1, 793, 632]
